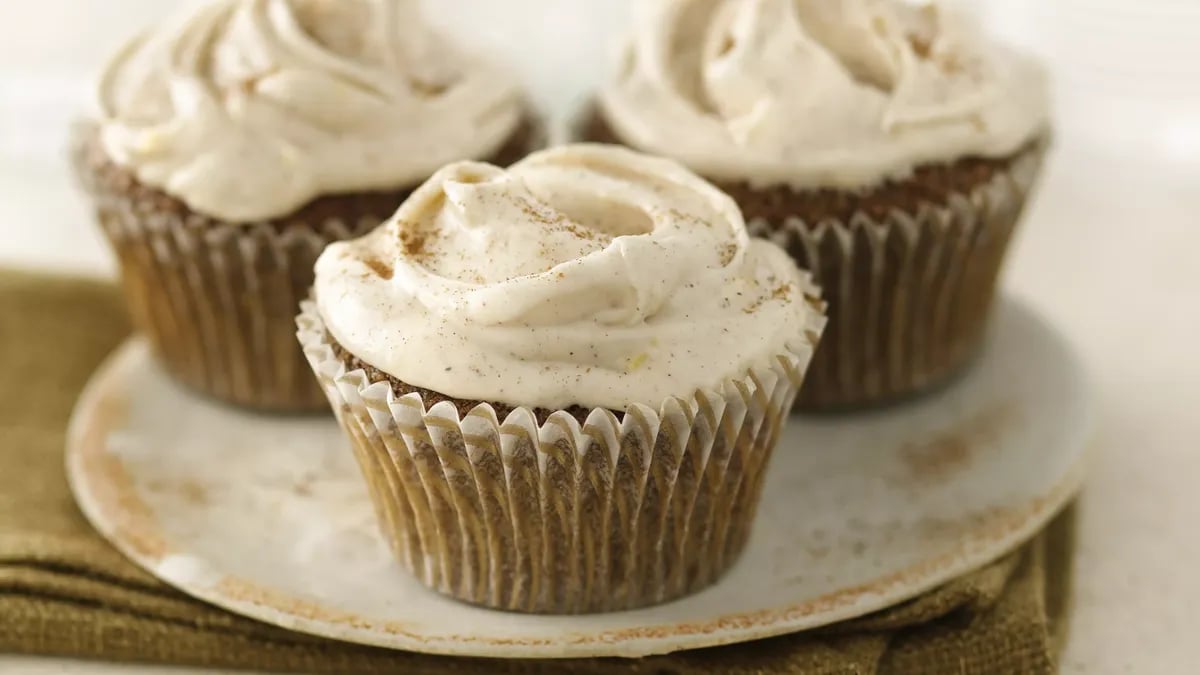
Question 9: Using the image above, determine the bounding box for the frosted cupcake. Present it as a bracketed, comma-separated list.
[298, 144, 826, 613]
[586, 0, 1050, 409]
[75, 0, 539, 411]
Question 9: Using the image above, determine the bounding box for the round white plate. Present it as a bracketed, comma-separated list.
[66, 298, 1091, 659]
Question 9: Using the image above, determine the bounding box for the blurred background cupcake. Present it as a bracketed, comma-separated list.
[73, 0, 541, 412]
[298, 144, 825, 613]
[585, 0, 1050, 410]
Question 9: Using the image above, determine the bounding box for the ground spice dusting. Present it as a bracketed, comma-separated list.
[515, 193, 616, 243]
[362, 256, 393, 280]
[909, 35, 933, 59]
[564, 222, 601, 240]
[397, 222, 430, 258]
[743, 282, 794, 315]
[517, 196, 567, 227]
[719, 243, 738, 266]
[409, 78, 449, 98]
[667, 208, 711, 229]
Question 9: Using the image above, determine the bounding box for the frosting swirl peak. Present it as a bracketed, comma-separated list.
[600, 0, 1049, 189]
[314, 144, 823, 410]
[97, 0, 523, 221]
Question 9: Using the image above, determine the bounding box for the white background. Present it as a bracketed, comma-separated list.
[2, 1, 1199, 673]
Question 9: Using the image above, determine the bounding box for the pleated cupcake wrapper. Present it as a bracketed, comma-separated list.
[748, 143, 1047, 411]
[73, 138, 379, 411]
[296, 298, 823, 614]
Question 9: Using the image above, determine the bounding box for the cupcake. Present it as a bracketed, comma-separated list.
[297, 144, 825, 613]
[74, 0, 540, 412]
[585, 0, 1050, 410]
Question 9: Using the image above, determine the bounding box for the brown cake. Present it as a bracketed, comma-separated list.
[298, 144, 826, 613]
[75, 0, 541, 411]
[587, 0, 1051, 410]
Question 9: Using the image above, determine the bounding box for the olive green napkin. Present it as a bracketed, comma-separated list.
[0, 270, 1073, 674]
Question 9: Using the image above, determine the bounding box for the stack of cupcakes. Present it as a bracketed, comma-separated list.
[586, 0, 1050, 409]
[75, 0, 540, 411]
[75, 0, 1049, 618]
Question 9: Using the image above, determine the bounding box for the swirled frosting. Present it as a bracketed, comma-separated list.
[599, 0, 1049, 189]
[313, 144, 823, 411]
[96, 0, 523, 221]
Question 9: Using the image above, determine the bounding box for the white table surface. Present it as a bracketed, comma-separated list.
[3, 1, 1199, 673]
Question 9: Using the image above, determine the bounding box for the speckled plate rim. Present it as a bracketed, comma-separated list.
[66, 301, 1093, 659]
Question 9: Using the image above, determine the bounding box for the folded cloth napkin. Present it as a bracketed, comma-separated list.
[0, 270, 1074, 674]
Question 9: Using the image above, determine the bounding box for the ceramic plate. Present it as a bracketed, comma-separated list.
[67, 298, 1091, 658]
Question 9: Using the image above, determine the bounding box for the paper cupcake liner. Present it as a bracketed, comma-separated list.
[96, 207, 374, 412]
[296, 299, 823, 614]
[73, 138, 378, 412]
[747, 144, 1047, 411]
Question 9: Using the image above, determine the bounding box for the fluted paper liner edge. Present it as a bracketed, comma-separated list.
[748, 143, 1047, 410]
[296, 294, 824, 614]
[72, 125, 379, 412]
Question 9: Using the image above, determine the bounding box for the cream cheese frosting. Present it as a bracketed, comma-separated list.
[96, 0, 523, 222]
[599, 0, 1050, 190]
[313, 144, 823, 411]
